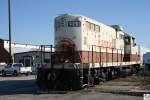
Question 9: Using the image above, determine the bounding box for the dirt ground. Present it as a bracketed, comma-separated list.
[84, 74, 150, 96]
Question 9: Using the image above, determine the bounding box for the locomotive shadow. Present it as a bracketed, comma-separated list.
[0, 79, 38, 95]
[0, 79, 69, 96]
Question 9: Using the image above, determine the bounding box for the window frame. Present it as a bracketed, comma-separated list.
[68, 21, 81, 27]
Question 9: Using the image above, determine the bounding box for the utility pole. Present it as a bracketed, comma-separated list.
[8, 0, 12, 63]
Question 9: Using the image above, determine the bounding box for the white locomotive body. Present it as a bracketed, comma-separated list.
[55, 14, 140, 68]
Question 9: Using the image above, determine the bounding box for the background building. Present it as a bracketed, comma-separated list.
[0, 38, 54, 65]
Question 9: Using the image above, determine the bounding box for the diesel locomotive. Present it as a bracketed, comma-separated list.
[37, 14, 140, 90]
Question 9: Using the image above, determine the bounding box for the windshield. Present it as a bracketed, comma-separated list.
[5, 64, 12, 68]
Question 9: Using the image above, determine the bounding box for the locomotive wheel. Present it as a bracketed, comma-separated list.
[47, 72, 56, 81]
[47, 71, 56, 89]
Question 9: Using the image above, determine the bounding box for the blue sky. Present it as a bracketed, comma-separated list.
[0, 0, 150, 47]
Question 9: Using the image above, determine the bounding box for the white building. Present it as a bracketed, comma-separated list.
[2, 39, 54, 64]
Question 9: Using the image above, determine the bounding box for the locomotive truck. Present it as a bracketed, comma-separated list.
[37, 14, 140, 90]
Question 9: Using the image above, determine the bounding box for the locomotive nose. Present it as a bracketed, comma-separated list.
[56, 39, 75, 52]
